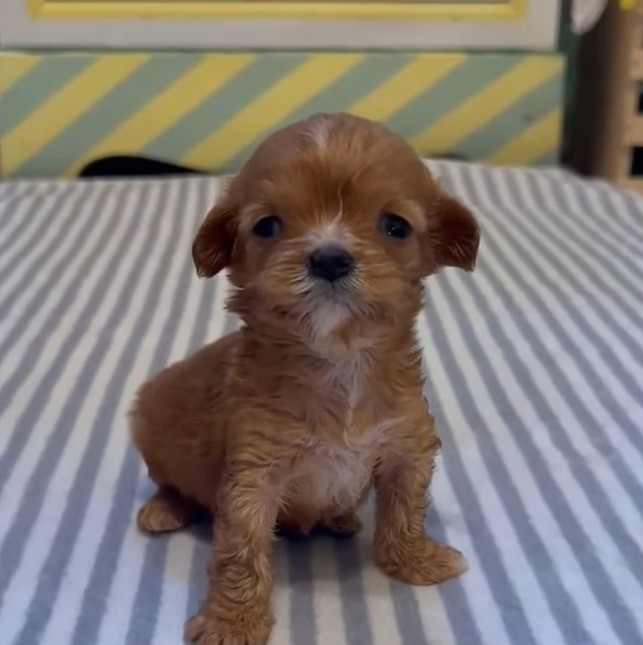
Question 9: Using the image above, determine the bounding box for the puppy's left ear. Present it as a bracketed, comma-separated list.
[424, 186, 480, 273]
[192, 180, 239, 278]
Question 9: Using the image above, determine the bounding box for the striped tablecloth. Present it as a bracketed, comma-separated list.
[1, 162, 643, 645]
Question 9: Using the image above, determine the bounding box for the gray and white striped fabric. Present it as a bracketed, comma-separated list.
[1, 162, 643, 645]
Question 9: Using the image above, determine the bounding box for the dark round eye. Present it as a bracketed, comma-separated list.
[381, 213, 411, 239]
[252, 215, 282, 239]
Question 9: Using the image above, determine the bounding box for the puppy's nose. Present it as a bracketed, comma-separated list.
[307, 246, 354, 282]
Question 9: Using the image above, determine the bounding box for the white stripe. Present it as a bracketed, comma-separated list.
[358, 509, 403, 645]
[0, 184, 53, 249]
[468, 169, 643, 388]
[271, 542, 293, 645]
[409, 571, 454, 645]
[489, 171, 643, 346]
[551, 177, 643, 259]
[0, 184, 133, 545]
[551, 175, 643, 242]
[447, 168, 643, 599]
[55, 180, 190, 645]
[2, 169, 643, 644]
[458, 166, 643, 536]
[0, 182, 142, 642]
[420, 308, 562, 644]
[487, 170, 643, 455]
[0, 184, 92, 308]
[0, 181, 181, 644]
[147, 198, 228, 644]
[0, 184, 110, 363]
[513, 171, 643, 299]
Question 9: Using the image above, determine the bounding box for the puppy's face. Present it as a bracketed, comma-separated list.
[193, 114, 479, 337]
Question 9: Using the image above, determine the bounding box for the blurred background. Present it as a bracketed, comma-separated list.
[0, 0, 640, 191]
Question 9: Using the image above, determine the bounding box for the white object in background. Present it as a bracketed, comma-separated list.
[571, 0, 610, 33]
[0, 0, 562, 51]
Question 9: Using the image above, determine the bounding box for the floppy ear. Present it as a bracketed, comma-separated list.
[430, 190, 480, 272]
[192, 181, 239, 278]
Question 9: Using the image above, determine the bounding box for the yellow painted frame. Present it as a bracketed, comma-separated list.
[27, 0, 527, 21]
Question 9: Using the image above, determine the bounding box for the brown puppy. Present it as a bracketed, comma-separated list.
[131, 113, 480, 645]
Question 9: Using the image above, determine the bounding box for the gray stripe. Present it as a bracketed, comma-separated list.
[0, 188, 96, 338]
[0, 186, 53, 259]
[12, 180, 182, 645]
[389, 580, 429, 645]
[491, 169, 643, 426]
[446, 164, 643, 642]
[2, 168, 643, 645]
[183, 181, 224, 623]
[478, 168, 643, 366]
[0, 182, 21, 204]
[124, 184, 206, 645]
[425, 508, 483, 645]
[422, 302, 564, 645]
[553, 178, 643, 258]
[613, 190, 643, 239]
[519, 172, 643, 306]
[187, 182, 223, 354]
[483, 218, 643, 494]
[186, 525, 212, 620]
[452, 174, 643, 426]
[0, 183, 113, 493]
[0, 183, 54, 244]
[334, 539, 373, 645]
[456, 166, 643, 522]
[557, 176, 643, 241]
[0, 183, 89, 297]
[0, 181, 143, 611]
[289, 540, 317, 645]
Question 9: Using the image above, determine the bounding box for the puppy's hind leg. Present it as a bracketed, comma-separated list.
[137, 487, 206, 534]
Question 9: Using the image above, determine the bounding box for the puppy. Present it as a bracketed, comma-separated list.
[131, 113, 480, 645]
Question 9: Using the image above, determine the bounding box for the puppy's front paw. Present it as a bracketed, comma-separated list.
[184, 606, 273, 645]
[376, 537, 467, 586]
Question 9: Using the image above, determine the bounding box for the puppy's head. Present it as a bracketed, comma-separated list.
[193, 113, 479, 338]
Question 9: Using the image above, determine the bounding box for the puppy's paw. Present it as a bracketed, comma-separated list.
[376, 537, 467, 586]
[184, 606, 273, 645]
[137, 488, 203, 534]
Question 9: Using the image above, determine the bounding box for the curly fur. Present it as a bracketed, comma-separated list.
[130, 113, 480, 645]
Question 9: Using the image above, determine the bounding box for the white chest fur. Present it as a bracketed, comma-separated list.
[289, 424, 394, 511]
[289, 343, 391, 509]
[301, 439, 374, 508]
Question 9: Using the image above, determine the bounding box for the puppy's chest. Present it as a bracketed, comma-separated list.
[290, 434, 381, 509]
[303, 355, 391, 434]
[289, 360, 395, 508]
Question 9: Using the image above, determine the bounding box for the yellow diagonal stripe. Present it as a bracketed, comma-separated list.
[348, 54, 466, 122]
[64, 54, 255, 177]
[411, 57, 563, 154]
[0, 55, 40, 96]
[485, 108, 562, 166]
[181, 53, 364, 170]
[3, 55, 150, 176]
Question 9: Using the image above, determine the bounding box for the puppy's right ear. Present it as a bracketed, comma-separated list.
[192, 181, 239, 278]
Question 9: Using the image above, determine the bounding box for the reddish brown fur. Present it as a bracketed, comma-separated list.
[131, 113, 480, 645]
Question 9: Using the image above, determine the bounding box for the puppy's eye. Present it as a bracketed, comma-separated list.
[252, 215, 282, 239]
[381, 213, 411, 239]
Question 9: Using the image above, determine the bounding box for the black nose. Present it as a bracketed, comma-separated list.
[307, 246, 354, 282]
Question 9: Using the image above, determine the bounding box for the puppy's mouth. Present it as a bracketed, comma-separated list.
[304, 274, 355, 298]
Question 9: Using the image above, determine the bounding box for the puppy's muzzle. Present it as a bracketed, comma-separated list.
[307, 246, 354, 283]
